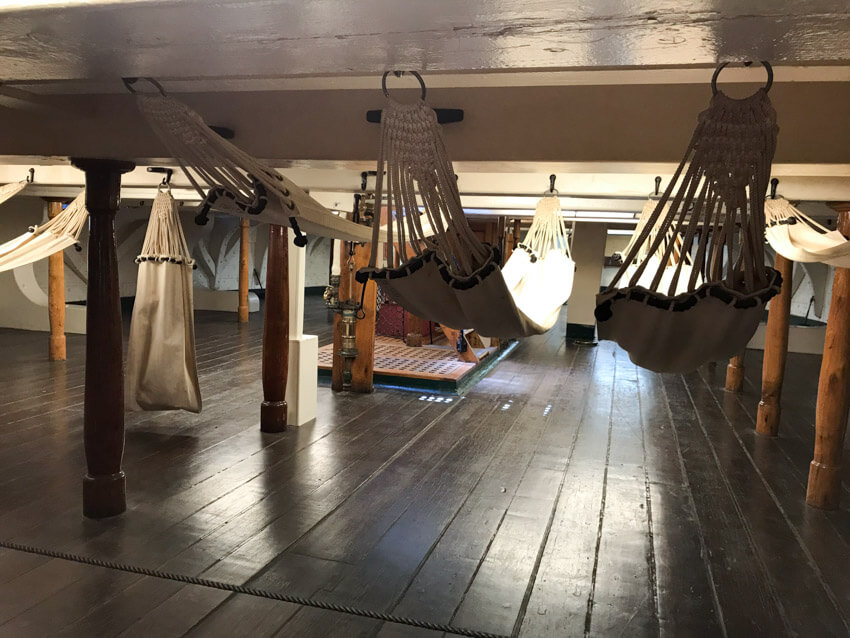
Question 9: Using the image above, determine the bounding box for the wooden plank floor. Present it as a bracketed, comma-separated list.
[1, 296, 849, 637]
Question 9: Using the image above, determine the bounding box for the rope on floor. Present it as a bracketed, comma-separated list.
[0, 539, 510, 638]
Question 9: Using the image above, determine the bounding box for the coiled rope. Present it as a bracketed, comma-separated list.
[0, 539, 509, 638]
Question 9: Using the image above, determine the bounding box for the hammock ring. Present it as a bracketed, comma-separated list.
[122, 77, 168, 96]
[381, 71, 427, 100]
[711, 61, 773, 95]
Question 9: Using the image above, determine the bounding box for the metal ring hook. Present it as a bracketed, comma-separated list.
[711, 60, 773, 95]
[122, 77, 168, 97]
[381, 71, 427, 100]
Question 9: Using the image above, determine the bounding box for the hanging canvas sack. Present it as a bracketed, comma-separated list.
[126, 187, 201, 412]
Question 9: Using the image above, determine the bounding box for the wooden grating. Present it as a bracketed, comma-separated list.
[318, 336, 495, 382]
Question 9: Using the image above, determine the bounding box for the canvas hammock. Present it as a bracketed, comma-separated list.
[501, 193, 575, 332]
[356, 72, 553, 339]
[616, 197, 703, 297]
[126, 187, 201, 413]
[765, 197, 850, 268]
[128, 78, 392, 244]
[595, 65, 782, 373]
[0, 190, 87, 273]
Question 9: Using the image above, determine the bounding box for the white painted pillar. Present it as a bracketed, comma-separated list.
[566, 222, 607, 342]
[285, 232, 318, 425]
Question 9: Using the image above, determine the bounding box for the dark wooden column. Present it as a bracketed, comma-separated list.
[71, 158, 135, 519]
[261, 223, 289, 432]
[807, 206, 850, 509]
[725, 353, 745, 392]
[45, 199, 67, 361]
[756, 252, 794, 436]
[238, 218, 250, 323]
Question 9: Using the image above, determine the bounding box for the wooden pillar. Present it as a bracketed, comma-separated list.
[756, 252, 794, 436]
[725, 353, 745, 393]
[46, 199, 67, 360]
[405, 312, 423, 347]
[260, 224, 289, 432]
[350, 243, 376, 393]
[807, 206, 850, 509]
[331, 240, 349, 392]
[331, 241, 376, 392]
[237, 218, 250, 323]
[71, 158, 135, 519]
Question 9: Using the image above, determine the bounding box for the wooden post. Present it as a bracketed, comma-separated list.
[807, 207, 850, 509]
[238, 218, 250, 323]
[70, 158, 135, 519]
[45, 199, 67, 360]
[331, 240, 349, 392]
[260, 224, 289, 432]
[405, 312, 423, 347]
[725, 353, 745, 392]
[756, 252, 793, 436]
[350, 242, 376, 393]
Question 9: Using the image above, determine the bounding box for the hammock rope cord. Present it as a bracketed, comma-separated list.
[0, 180, 27, 207]
[129, 81, 384, 244]
[0, 190, 88, 273]
[595, 67, 781, 373]
[765, 197, 850, 267]
[364, 97, 489, 277]
[136, 185, 195, 266]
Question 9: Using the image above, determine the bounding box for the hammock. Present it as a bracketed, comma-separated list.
[617, 197, 703, 296]
[356, 72, 551, 339]
[0, 180, 27, 207]
[765, 197, 850, 268]
[126, 188, 201, 413]
[129, 79, 385, 244]
[501, 193, 575, 331]
[595, 65, 781, 373]
[0, 190, 87, 273]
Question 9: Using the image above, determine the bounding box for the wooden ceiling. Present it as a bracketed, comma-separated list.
[0, 1, 848, 83]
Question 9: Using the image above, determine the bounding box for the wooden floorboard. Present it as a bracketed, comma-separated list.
[1, 298, 849, 637]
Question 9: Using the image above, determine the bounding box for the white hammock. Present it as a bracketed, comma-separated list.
[501, 194, 575, 332]
[0, 180, 27, 207]
[356, 80, 551, 339]
[596, 78, 781, 373]
[618, 198, 703, 296]
[126, 188, 201, 413]
[0, 190, 88, 273]
[132, 85, 386, 244]
[765, 197, 850, 267]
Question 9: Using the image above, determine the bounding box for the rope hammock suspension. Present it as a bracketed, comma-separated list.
[765, 196, 850, 268]
[0, 190, 87, 273]
[356, 71, 559, 338]
[126, 187, 201, 413]
[595, 62, 782, 373]
[501, 184, 575, 332]
[0, 180, 27, 207]
[617, 192, 703, 298]
[126, 77, 386, 244]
